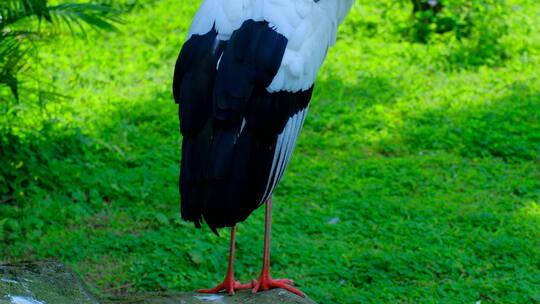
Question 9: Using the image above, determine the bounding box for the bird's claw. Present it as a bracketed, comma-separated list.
[250, 275, 304, 297]
[197, 278, 251, 295]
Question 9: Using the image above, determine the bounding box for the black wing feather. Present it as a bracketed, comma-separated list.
[174, 28, 226, 228]
[175, 20, 314, 232]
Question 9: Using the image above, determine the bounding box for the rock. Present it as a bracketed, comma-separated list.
[105, 289, 317, 304]
[0, 261, 100, 304]
[1, 261, 317, 304]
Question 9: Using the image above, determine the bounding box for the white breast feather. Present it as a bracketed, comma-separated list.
[187, 0, 217, 39]
[188, 0, 264, 40]
[187, 0, 353, 92]
[265, 0, 353, 93]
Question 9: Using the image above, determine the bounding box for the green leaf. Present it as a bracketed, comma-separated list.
[155, 213, 169, 225]
[188, 250, 205, 265]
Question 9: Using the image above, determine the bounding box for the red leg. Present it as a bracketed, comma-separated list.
[251, 197, 305, 297]
[198, 226, 251, 295]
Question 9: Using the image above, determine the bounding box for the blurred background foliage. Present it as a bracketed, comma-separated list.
[0, 0, 120, 141]
[1, 0, 539, 303]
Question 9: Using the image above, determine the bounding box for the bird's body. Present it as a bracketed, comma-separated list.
[175, 0, 353, 231]
[173, 0, 353, 295]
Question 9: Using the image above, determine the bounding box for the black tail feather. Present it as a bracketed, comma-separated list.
[176, 21, 313, 233]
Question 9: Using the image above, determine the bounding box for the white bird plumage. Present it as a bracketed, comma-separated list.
[176, 0, 353, 295]
[185, 0, 354, 208]
[188, 0, 354, 93]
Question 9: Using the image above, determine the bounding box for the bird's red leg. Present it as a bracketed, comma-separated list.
[197, 226, 251, 295]
[251, 197, 305, 297]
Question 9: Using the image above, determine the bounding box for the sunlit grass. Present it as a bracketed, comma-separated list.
[1, 0, 539, 303]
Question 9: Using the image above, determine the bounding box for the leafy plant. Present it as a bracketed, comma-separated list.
[382, 0, 512, 67]
[398, 0, 508, 42]
[439, 1, 511, 68]
[408, 0, 447, 42]
[0, 0, 120, 104]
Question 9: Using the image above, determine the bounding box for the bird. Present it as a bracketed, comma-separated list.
[173, 0, 353, 297]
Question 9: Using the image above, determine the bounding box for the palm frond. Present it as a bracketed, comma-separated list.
[0, 0, 51, 29]
[48, 3, 121, 32]
[0, 1, 120, 32]
[0, 0, 120, 101]
[0, 34, 29, 99]
[0, 36, 27, 100]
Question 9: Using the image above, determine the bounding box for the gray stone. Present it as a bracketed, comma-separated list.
[1, 261, 317, 304]
[0, 261, 99, 304]
[105, 290, 317, 304]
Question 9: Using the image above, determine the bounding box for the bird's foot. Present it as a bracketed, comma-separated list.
[250, 271, 305, 297]
[197, 274, 251, 295]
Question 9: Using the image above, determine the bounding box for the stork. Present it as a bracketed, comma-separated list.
[173, 0, 353, 297]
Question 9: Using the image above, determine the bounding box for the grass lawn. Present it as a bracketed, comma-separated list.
[1, 0, 539, 303]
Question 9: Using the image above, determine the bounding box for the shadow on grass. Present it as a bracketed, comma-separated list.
[395, 82, 540, 160]
[306, 77, 539, 161]
[1, 70, 539, 302]
[0, 87, 180, 250]
[273, 76, 540, 302]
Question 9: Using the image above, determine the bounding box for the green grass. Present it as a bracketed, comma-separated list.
[1, 0, 539, 303]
